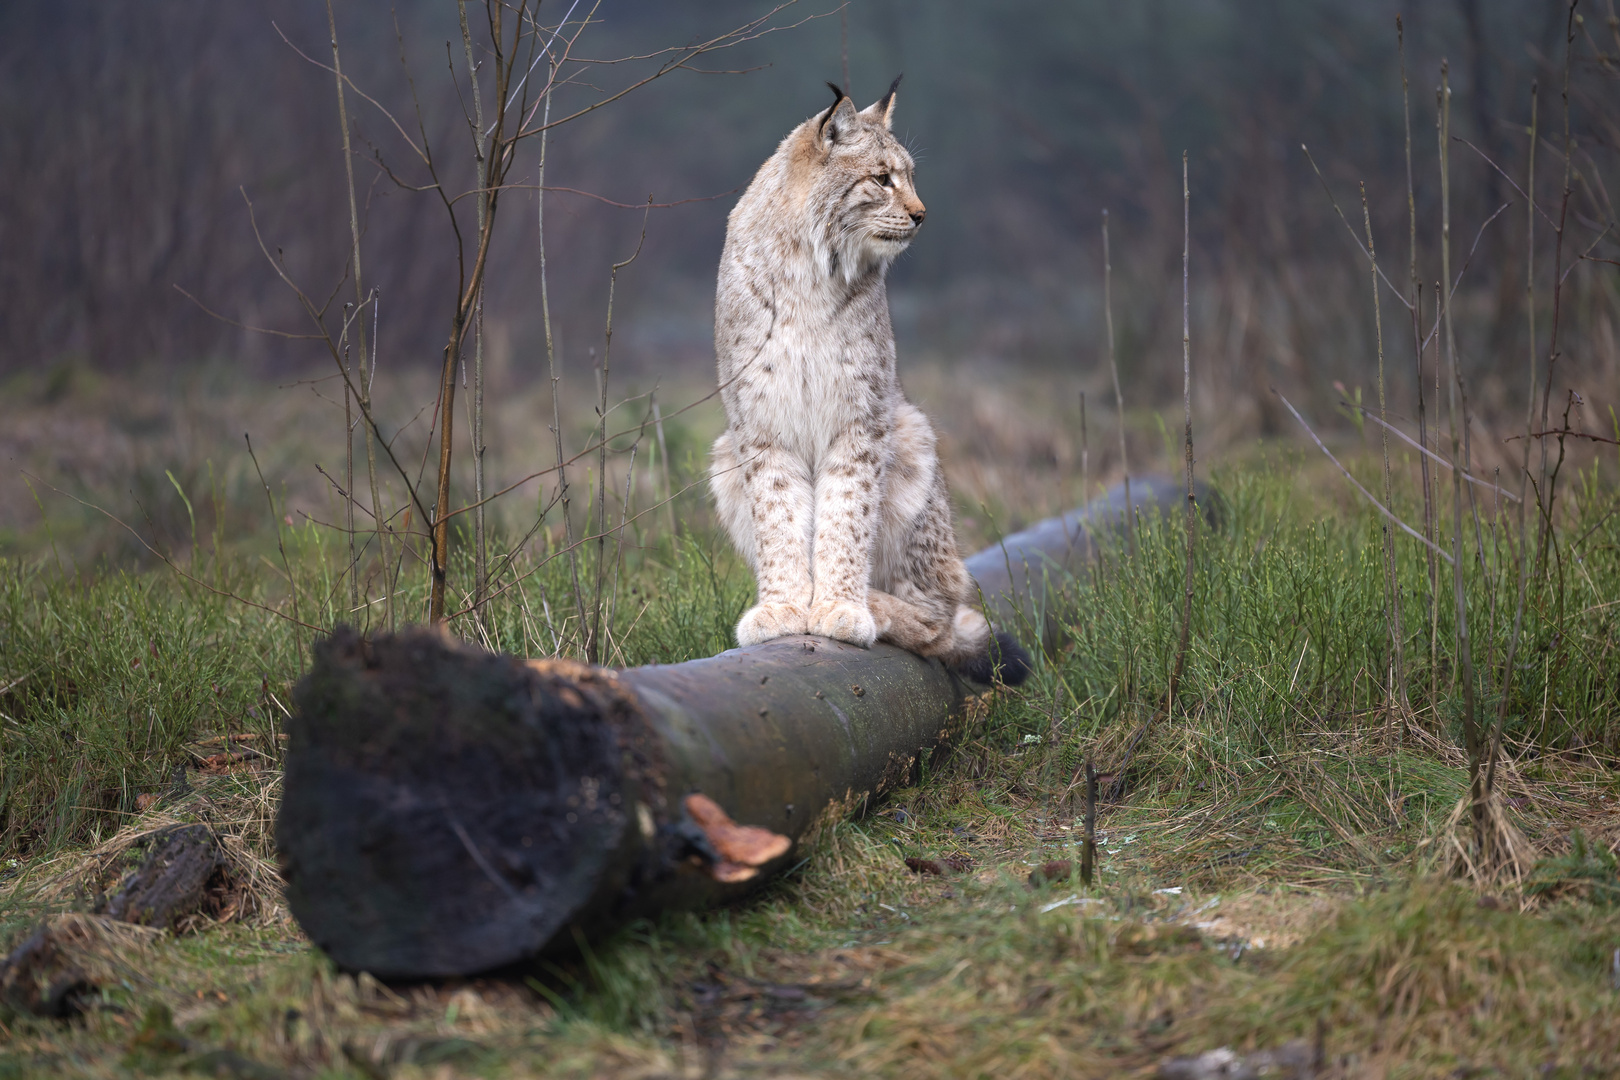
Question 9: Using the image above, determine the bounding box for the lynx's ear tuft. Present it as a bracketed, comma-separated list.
[863, 73, 902, 129]
[819, 83, 860, 148]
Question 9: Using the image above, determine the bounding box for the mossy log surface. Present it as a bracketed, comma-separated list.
[277, 478, 1201, 978]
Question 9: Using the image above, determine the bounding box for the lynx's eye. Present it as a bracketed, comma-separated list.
[875, 173, 892, 187]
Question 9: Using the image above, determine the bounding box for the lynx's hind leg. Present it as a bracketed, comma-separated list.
[867, 587, 954, 655]
[870, 405, 1031, 684]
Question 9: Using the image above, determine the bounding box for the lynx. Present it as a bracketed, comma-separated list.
[709, 78, 1030, 685]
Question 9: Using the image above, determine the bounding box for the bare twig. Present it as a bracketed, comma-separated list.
[1335, 397, 1520, 502]
[1301, 144, 1414, 312]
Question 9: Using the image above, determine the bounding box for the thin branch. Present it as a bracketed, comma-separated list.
[1274, 390, 1454, 565]
[1301, 144, 1415, 312]
[172, 286, 326, 340]
[1336, 396, 1521, 502]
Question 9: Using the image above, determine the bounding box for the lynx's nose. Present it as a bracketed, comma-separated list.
[909, 206, 926, 226]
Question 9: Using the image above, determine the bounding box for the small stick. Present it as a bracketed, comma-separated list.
[1080, 758, 1097, 888]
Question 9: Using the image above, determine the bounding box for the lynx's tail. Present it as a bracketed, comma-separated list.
[944, 605, 1033, 687]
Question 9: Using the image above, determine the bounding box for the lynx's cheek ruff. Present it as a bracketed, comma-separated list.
[708, 77, 1029, 687]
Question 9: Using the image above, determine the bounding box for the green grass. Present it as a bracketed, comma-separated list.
[3, 455, 1619, 1077]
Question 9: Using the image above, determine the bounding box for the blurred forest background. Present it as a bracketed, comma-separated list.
[0, 0, 1616, 559]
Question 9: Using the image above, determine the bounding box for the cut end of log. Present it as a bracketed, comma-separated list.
[277, 626, 661, 978]
[682, 793, 792, 883]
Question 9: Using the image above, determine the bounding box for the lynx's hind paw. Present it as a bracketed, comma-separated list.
[807, 599, 877, 647]
[737, 602, 809, 646]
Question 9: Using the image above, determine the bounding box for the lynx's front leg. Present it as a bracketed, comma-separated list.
[807, 427, 885, 646]
[711, 432, 814, 644]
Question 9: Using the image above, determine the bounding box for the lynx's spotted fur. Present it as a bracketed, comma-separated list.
[709, 79, 1030, 685]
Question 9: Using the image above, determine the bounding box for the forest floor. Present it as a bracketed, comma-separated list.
[3, 365, 1619, 1078]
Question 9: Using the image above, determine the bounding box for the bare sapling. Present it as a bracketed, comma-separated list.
[460, 0, 491, 611]
[326, 0, 389, 629]
[428, 1, 522, 624]
[1102, 209, 1133, 557]
[1169, 150, 1196, 715]
[1438, 64, 1489, 866]
[1536, 3, 1578, 582]
[1430, 283, 1443, 705]
[588, 209, 650, 664]
[1399, 15, 1437, 716]
[535, 72, 587, 653]
[1360, 182, 1408, 730]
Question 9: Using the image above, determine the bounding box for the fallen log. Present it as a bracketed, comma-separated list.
[966, 474, 1219, 637]
[277, 477, 1201, 978]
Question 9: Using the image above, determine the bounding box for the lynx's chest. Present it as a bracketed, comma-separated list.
[724, 281, 895, 463]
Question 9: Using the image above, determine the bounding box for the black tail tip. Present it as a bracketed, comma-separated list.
[954, 630, 1034, 687]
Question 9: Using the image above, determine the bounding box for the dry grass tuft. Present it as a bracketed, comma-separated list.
[9, 772, 285, 929]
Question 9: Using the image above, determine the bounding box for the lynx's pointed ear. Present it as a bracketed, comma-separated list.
[819, 82, 860, 148]
[862, 73, 902, 130]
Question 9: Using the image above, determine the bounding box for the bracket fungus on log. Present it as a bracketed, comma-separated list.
[276, 477, 1206, 978]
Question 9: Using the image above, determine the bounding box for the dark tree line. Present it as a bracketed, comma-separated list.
[0, 0, 1612, 425]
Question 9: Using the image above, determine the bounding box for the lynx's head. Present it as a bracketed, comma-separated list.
[785, 76, 925, 283]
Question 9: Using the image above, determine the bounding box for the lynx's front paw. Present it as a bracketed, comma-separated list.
[736, 602, 808, 646]
[807, 598, 877, 647]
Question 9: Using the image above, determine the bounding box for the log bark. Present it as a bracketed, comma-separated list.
[965, 474, 1220, 640]
[277, 477, 1202, 978]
